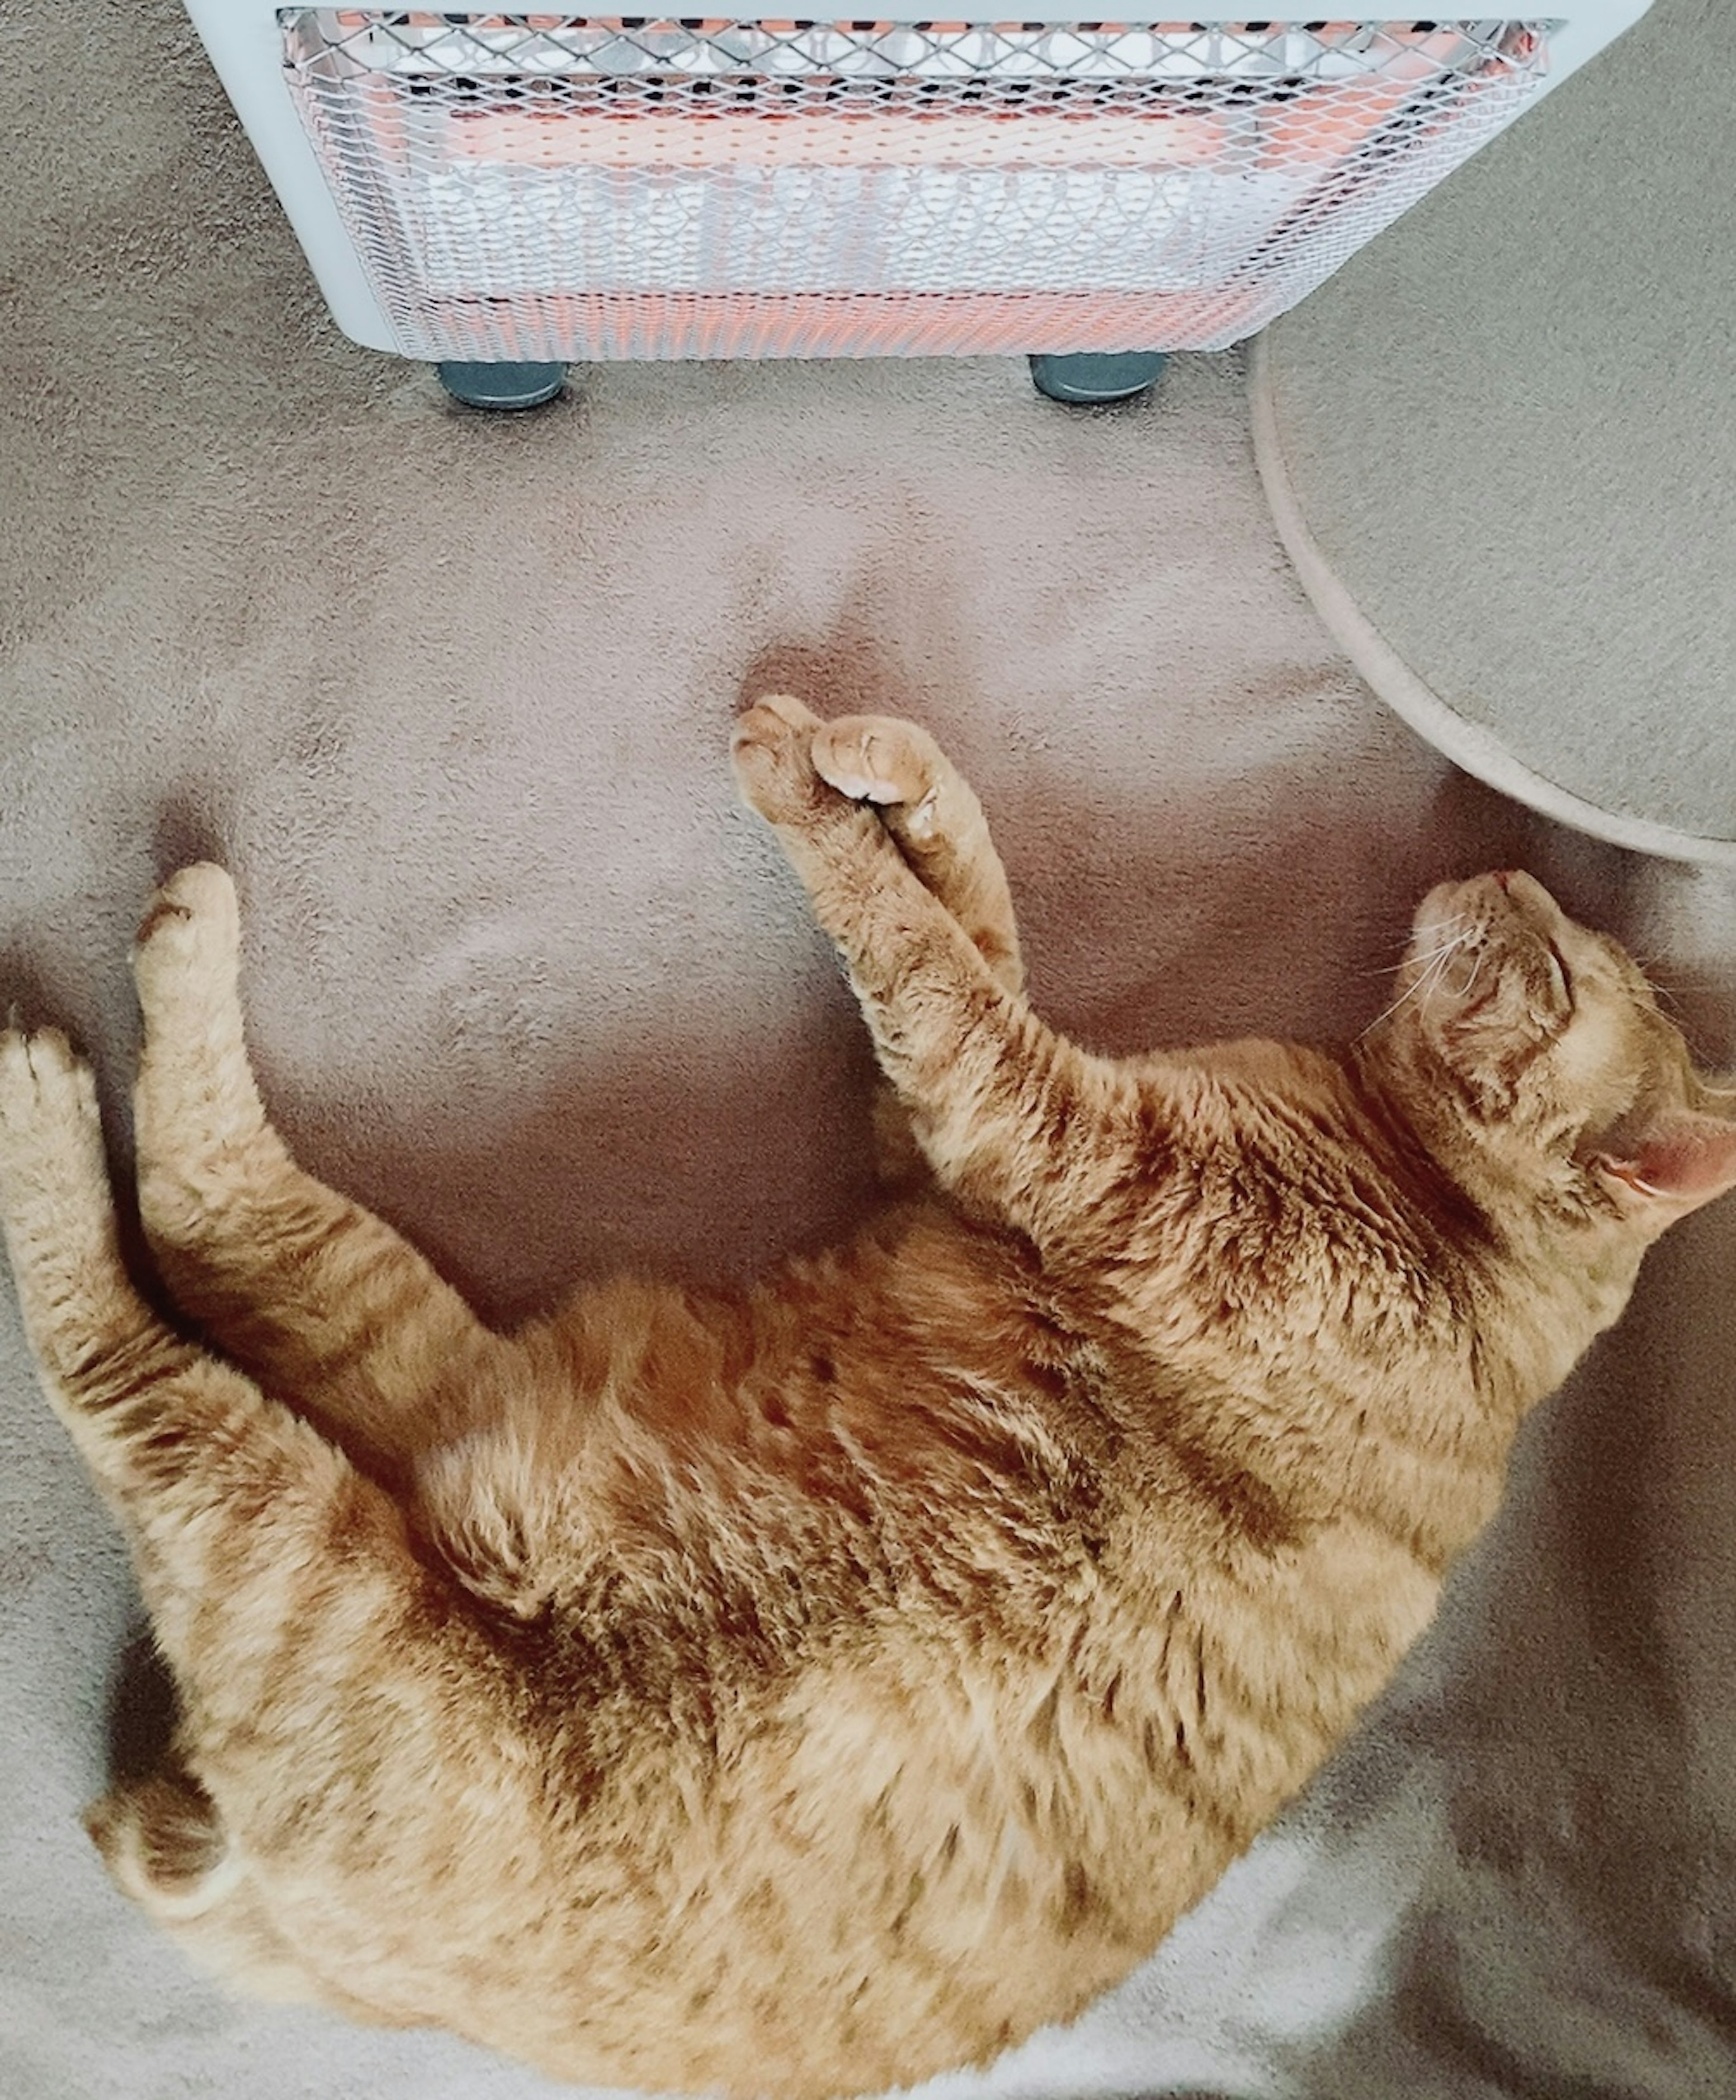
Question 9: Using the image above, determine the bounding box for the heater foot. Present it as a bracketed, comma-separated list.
[437, 360, 567, 411]
[1029, 353, 1168, 405]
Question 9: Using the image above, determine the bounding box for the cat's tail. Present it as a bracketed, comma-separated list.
[85, 1762, 244, 1923]
[85, 1762, 408, 2019]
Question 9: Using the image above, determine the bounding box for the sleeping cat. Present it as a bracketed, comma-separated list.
[1, 697, 1732, 2100]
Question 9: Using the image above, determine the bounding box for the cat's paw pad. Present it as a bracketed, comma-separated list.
[134, 865, 240, 1005]
[0, 1026, 107, 1222]
[811, 716, 940, 828]
[732, 696, 829, 824]
[137, 863, 238, 952]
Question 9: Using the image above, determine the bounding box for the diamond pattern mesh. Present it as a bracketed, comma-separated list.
[280, 14, 1555, 361]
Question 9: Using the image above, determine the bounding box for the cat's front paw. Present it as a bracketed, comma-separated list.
[731, 695, 831, 827]
[134, 865, 241, 1021]
[811, 716, 943, 835]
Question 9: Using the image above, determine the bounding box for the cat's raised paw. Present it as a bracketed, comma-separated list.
[731, 696, 829, 826]
[134, 865, 241, 1014]
[0, 1025, 99, 1139]
[137, 863, 238, 952]
[812, 715, 941, 830]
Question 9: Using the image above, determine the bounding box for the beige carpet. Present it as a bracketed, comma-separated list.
[4, 5, 1736, 2097]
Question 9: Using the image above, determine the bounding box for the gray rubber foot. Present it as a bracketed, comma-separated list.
[437, 360, 566, 411]
[1028, 352, 1168, 405]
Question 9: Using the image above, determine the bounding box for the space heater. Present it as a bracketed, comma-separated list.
[183, 7, 1651, 375]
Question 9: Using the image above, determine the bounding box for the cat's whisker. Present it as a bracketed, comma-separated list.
[1417, 932, 1481, 1019]
[1357, 923, 1481, 1039]
[1637, 969, 1689, 1019]
[1358, 907, 1484, 993]
[1357, 988, 1418, 1040]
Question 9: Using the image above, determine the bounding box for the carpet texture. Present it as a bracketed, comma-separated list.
[4, 5, 1736, 2098]
[1255, 0, 1736, 860]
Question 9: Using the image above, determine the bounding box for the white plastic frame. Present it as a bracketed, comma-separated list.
[181, 2, 1657, 357]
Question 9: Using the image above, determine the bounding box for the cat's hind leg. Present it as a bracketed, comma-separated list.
[0, 1025, 204, 1517]
[0, 1026, 468, 1968]
[0, 1024, 426, 1697]
[131, 866, 509, 1474]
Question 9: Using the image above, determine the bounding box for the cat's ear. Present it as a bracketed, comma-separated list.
[1590, 1109, 1736, 1228]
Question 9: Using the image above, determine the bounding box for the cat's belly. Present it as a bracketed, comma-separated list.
[226, 1540, 1434, 2100]
[211, 1298, 1450, 2100]
[521, 1523, 1444, 2095]
[444, 1658, 1234, 2096]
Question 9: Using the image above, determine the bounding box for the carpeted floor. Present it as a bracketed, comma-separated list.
[3, 4, 1735, 2098]
[1255, 0, 1736, 862]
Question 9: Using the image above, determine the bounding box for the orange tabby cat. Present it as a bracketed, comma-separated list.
[1, 697, 1732, 2100]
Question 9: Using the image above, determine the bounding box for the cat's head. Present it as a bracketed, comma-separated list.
[1369, 870, 1736, 1238]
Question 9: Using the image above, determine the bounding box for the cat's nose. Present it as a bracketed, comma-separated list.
[1492, 870, 1514, 891]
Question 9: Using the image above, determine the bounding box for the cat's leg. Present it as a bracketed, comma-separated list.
[733, 701, 1123, 1244]
[759, 699, 1028, 1193]
[0, 1022, 427, 1669]
[0, 1034, 538, 2029]
[131, 866, 507, 1473]
[808, 711, 1025, 998]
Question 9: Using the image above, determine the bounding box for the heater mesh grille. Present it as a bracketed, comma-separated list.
[280, 13, 1553, 361]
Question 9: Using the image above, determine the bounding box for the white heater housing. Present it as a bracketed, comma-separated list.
[182, 7, 1653, 363]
